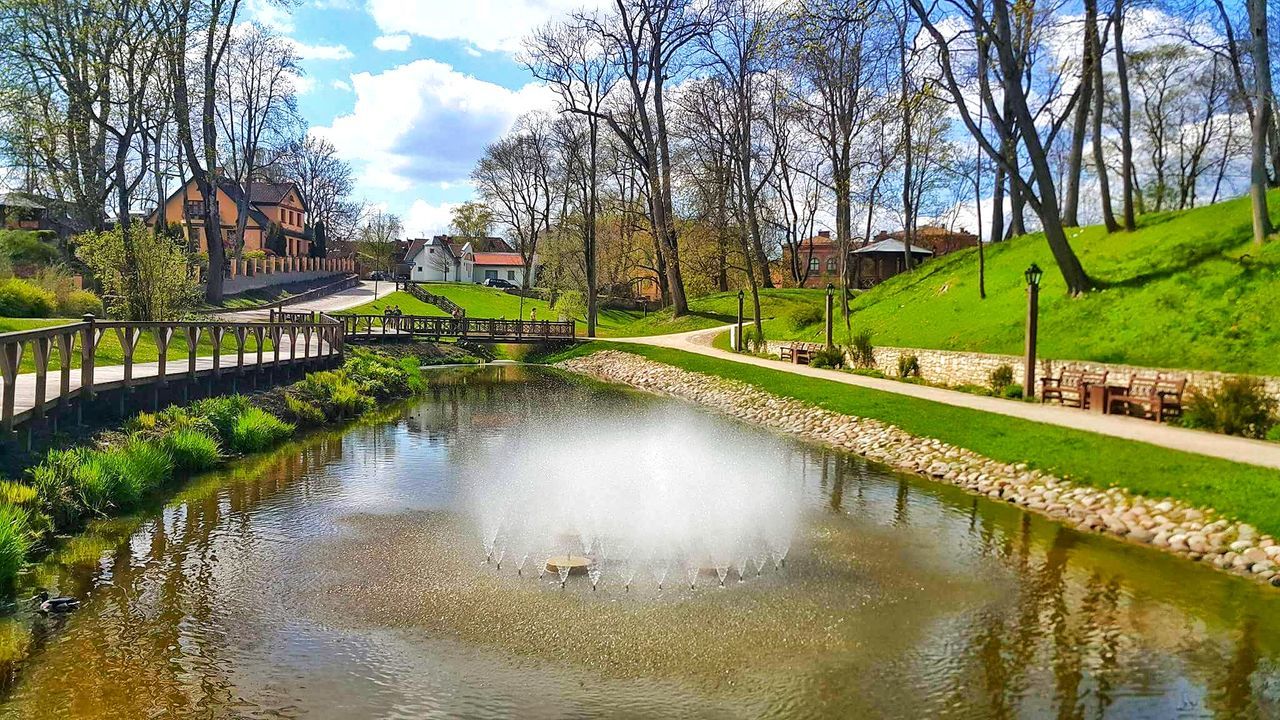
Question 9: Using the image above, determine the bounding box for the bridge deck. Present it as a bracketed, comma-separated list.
[326, 313, 576, 343]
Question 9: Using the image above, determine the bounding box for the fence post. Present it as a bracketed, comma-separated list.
[81, 314, 97, 401]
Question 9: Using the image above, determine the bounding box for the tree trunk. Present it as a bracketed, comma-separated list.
[1113, 3, 1137, 231]
[1248, 0, 1273, 245]
[990, 165, 1006, 244]
[1062, 30, 1093, 227]
[1087, 0, 1118, 233]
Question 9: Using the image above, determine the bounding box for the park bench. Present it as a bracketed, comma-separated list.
[1107, 374, 1187, 422]
[780, 342, 824, 365]
[1042, 369, 1109, 408]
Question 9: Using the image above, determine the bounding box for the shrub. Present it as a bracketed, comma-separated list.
[953, 383, 995, 397]
[73, 225, 200, 320]
[1002, 384, 1025, 400]
[809, 345, 846, 369]
[788, 304, 824, 331]
[990, 364, 1015, 393]
[1268, 425, 1280, 443]
[284, 395, 326, 425]
[28, 448, 96, 528]
[190, 395, 252, 445]
[290, 370, 372, 420]
[898, 354, 920, 379]
[0, 504, 31, 590]
[162, 428, 220, 473]
[0, 480, 37, 508]
[0, 278, 56, 317]
[850, 368, 885, 378]
[229, 408, 294, 453]
[58, 289, 103, 317]
[3, 230, 60, 267]
[850, 330, 875, 367]
[1182, 377, 1278, 439]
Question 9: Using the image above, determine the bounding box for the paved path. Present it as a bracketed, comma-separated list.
[611, 327, 1280, 471]
[221, 281, 395, 321]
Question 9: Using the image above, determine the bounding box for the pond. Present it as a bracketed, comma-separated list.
[1, 365, 1279, 719]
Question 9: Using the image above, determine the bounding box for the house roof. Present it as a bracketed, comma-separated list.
[854, 238, 934, 255]
[0, 194, 46, 210]
[472, 252, 525, 267]
[247, 181, 307, 211]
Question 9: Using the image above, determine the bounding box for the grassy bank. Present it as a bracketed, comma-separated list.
[542, 342, 1280, 537]
[778, 191, 1280, 374]
[0, 349, 429, 593]
[341, 286, 830, 339]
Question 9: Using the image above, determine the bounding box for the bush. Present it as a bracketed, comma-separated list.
[230, 408, 294, 453]
[990, 364, 1015, 393]
[0, 278, 56, 317]
[953, 383, 995, 397]
[1182, 377, 1278, 439]
[190, 395, 253, 446]
[289, 370, 372, 420]
[788, 304, 824, 331]
[284, 395, 326, 425]
[0, 480, 37, 508]
[3, 230, 60, 267]
[58, 289, 103, 317]
[1268, 425, 1280, 443]
[809, 345, 846, 369]
[850, 330, 875, 367]
[73, 225, 200, 320]
[0, 504, 31, 590]
[162, 428, 221, 473]
[28, 448, 96, 528]
[1002, 384, 1025, 400]
[898, 354, 920, 379]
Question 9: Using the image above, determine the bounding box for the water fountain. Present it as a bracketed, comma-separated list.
[467, 411, 801, 593]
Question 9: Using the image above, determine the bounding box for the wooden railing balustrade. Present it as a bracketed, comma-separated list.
[0, 313, 344, 440]
[334, 313, 575, 343]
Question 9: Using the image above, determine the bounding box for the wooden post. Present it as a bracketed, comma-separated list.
[56, 331, 73, 408]
[0, 340, 23, 432]
[187, 325, 202, 379]
[210, 326, 225, 376]
[80, 314, 97, 401]
[32, 336, 50, 419]
[155, 327, 173, 386]
[116, 326, 139, 388]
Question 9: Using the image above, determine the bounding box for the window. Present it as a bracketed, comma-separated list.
[417, 266, 423, 272]
[184, 200, 205, 219]
[809, 257, 820, 272]
[507, 270, 516, 280]
[827, 258, 837, 273]
[485, 270, 498, 280]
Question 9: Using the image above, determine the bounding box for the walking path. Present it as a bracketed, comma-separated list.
[220, 281, 395, 321]
[611, 327, 1280, 471]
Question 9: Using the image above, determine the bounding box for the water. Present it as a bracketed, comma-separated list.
[1, 365, 1279, 718]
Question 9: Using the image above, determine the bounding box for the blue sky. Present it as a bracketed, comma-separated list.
[248, 0, 590, 237]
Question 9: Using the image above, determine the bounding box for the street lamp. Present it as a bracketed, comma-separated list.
[1023, 263, 1043, 400]
[825, 283, 835, 349]
[736, 289, 745, 352]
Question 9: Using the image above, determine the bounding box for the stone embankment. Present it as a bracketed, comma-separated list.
[559, 350, 1280, 588]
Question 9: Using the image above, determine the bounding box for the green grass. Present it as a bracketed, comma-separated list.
[546, 342, 1280, 537]
[780, 191, 1280, 375]
[340, 285, 833, 339]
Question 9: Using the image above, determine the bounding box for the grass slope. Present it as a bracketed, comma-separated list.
[783, 192, 1280, 375]
[544, 342, 1280, 536]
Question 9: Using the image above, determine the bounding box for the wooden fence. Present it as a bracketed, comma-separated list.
[0, 313, 344, 441]
[332, 313, 575, 343]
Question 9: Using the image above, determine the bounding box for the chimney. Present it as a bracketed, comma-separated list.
[818, 230, 831, 238]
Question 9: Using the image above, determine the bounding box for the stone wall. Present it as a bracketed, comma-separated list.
[766, 341, 1280, 399]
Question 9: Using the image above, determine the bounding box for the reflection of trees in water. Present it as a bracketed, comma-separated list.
[0, 435, 346, 715]
[809, 443, 1276, 718]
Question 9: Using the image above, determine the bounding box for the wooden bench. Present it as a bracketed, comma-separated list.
[1042, 369, 1109, 408]
[780, 342, 824, 365]
[1107, 374, 1187, 422]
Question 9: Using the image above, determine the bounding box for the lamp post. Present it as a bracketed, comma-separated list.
[736, 289, 745, 352]
[1023, 263, 1044, 400]
[825, 283, 835, 348]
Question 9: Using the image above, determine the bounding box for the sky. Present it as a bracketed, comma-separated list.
[250, 0, 598, 238]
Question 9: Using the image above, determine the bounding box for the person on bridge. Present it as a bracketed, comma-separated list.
[530, 307, 537, 322]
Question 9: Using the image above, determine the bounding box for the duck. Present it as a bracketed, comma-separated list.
[31, 591, 80, 613]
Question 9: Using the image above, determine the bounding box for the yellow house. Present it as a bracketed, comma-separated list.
[153, 177, 311, 257]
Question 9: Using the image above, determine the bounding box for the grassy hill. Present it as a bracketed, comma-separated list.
[341, 284, 830, 338]
[780, 192, 1280, 376]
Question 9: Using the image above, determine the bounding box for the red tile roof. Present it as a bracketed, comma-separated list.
[472, 252, 524, 267]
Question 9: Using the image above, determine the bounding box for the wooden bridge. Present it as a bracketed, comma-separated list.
[0, 313, 344, 446]
[278, 310, 576, 343]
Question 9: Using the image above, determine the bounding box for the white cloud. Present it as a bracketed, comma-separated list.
[366, 0, 605, 53]
[245, 0, 294, 33]
[405, 200, 460, 237]
[373, 34, 412, 52]
[313, 59, 555, 193]
[289, 39, 354, 61]
[331, 79, 353, 92]
[292, 74, 317, 95]
[464, 46, 482, 58]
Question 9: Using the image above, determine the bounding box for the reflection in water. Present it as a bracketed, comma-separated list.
[0, 365, 1276, 718]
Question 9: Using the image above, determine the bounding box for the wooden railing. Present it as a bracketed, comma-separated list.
[0, 313, 344, 437]
[336, 313, 574, 342]
[401, 282, 464, 317]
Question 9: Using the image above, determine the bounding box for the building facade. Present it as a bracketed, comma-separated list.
[152, 178, 312, 257]
[403, 236, 535, 286]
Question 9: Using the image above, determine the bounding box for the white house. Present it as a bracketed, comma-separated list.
[403, 236, 536, 286]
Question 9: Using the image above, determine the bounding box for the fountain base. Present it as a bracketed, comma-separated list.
[545, 555, 591, 576]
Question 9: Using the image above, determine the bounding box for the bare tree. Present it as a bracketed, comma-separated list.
[472, 113, 556, 288]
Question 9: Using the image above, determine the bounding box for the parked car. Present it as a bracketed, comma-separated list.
[482, 278, 517, 289]
[368, 270, 387, 281]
